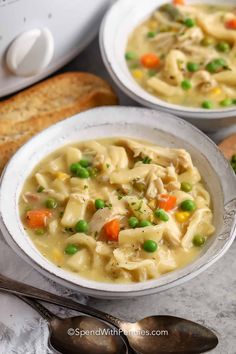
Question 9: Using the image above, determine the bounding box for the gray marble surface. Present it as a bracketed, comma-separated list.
[59, 37, 236, 354]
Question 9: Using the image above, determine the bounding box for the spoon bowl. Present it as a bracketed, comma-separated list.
[121, 316, 218, 354]
[50, 316, 127, 354]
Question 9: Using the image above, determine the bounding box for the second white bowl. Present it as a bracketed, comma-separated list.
[99, 0, 236, 131]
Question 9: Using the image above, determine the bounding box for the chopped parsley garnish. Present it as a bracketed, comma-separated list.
[142, 156, 152, 164]
[134, 200, 143, 212]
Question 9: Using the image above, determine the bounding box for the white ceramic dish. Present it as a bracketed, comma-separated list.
[99, 0, 236, 132]
[0, 106, 235, 299]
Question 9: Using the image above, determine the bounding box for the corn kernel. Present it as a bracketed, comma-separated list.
[148, 199, 157, 210]
[132, 69, 144, 80]
[149, 20, 158, 30]
[149, 214, 154, 223]
[175, 211, 191, 223]
[52, 248, 63, 262]
[212, 87, 221, 95]
[56, 172, 70, 181]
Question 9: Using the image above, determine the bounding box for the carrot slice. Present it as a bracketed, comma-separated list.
[158, 194, 177, 211]
[26, 209, 52, 228]
[225, 19, 236, 30]
[141, 53, 160, 69]
[173, 0, 185, 5]
[104, 219, 120, 241]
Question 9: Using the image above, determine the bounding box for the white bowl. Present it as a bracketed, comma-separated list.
[0, 106, 236, 299]
[99, 0, 236, 132]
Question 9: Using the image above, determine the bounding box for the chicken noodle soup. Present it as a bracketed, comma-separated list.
[126, 2, 236, 109]
[19, 138, 215, 283]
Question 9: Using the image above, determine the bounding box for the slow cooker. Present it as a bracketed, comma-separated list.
[0, 0, 112, 97]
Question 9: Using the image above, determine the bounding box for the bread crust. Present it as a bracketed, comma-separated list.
[0, 72, 118, 172]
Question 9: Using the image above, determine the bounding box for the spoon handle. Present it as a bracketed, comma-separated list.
[0, 273, 123, 328]
[17, 295, 55, 321]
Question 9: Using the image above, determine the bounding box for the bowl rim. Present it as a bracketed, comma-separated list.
[99, 0, 236, 119]
[0, 106, 236, 297]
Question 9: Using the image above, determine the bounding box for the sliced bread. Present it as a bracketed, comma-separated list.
[0, 72, 118, 171]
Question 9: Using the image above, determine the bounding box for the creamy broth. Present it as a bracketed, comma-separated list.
[126, 3, 236, 109]
[19, 138, 214, 283]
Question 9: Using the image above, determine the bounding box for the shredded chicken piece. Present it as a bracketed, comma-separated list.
[165, 165, 181, 192]
[119, 139, 193, 172]
[151, 32, 176, 52]
[177, 27, 204, 46]
[23, 192, 40, 203]
[192, 70, 218, 93]
[155, 177, 167, 194]
[145, 170, 158, 199]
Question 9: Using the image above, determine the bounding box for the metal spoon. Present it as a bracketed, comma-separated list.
[18, 295, 128, 354]
[0, 273, 218, 353]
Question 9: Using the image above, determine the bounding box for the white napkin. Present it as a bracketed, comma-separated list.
[0, 235, 87, 354]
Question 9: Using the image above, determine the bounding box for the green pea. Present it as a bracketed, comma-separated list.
[181, 80, 192, 91]
[45, 198, 58, 209]
[143, 240, 158, 253]
[75, 220, 88, 233]
[202, 100, 213, 109]
[201, 37, 214, 47]
[181, 199, 196, 212]
[79, 159, 90, 168]
[154, 209, 169, 222]
[139, 220, 152, 227]
[187, 62, 199, 72]
[231, 154, 236, 163]
[220, 98, 233, 107]
[125, 52, 137, 60]
[95, 199, 105, 209]
[77, 167, 90, 179]
[206, 58, 227, 73]
[181, 182, 192, 192]
[216, 42, 230, 53]
[87, 167, 98, 178]
[214, 58, 226, 66]
[193, 234, 206, 247]
[65, 244, 79, 255]
[34, 228, 45, 235]
[147, 31, 156, 38]
[184, 18, 195, 28]
[205, 62, 218, 73]
[37, 186, 44, 193]
[128, 216, 139, 228]
[70, 162, 81, 175]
